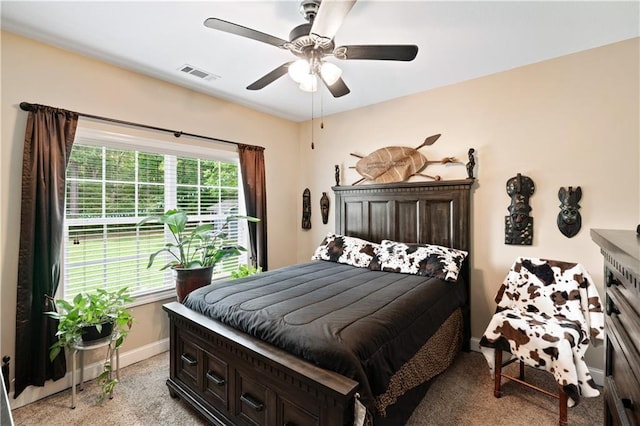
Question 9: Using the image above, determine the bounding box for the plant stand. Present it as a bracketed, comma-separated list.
[70, 335, 120, 409]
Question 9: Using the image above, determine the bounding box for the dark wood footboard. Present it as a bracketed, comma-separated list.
[163, 302, 359, 425]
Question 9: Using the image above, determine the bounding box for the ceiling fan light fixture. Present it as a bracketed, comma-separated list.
[319, 61, 342, 86]
[288, 59, 311, 83]
[205, 0, 419, 99]
[299, 74, 318, 92]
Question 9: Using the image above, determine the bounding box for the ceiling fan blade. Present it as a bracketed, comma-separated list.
[247, 62, 292, 90]
[204, 18, 288, 48]
[310, 0, 357, 42]
[335, 45, 419, 61]
[320, 75, 351, 98]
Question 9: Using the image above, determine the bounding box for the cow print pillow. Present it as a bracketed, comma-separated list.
[369, 240, 468, 282]
[311, 233, 379, 268]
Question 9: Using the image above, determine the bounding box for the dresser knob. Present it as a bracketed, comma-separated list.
[606, 300, 620, 316]
[206, 370, 225, 386]
[180, 353, 197, 366]
[606, 270, 621, 287]
[622, 398, 634, 410]
[240, 393, 264, 411]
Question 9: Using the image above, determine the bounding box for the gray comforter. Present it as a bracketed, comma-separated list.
[183, 260, 466, 411]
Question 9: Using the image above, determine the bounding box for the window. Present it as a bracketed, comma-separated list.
[62, 128, 247, 301]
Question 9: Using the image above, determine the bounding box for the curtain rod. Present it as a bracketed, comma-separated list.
[19, 102, 259, 149]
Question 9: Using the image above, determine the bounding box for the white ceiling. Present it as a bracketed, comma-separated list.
[2, 1, 638, 122]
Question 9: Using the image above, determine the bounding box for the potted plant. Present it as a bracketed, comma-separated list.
[46, 287, 133, 402]
[137, 209, 259, 302]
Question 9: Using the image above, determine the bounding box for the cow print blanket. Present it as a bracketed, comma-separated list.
[479, 257, 604, 406]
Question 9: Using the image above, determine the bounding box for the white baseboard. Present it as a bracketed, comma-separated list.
[469, 337, 604, 387]
[8, 338, 169, 410]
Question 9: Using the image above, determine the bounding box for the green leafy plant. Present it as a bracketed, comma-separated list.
[231, 264, 263, 279]
[137, 209, 260, 271]
[95, 359, 117, 403]
[46, 287, 134, 403]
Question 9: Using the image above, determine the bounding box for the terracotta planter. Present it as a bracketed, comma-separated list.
[174, 266, 214, 303]
[81, 321, 114, 342]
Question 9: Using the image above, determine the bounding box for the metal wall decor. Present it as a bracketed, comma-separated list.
[505, 173, 535, 245]
[302, 188, 311, 229]
[334, 165, 340, 186]
[320, 192, 330, 224]
[557, 186, 582, 238]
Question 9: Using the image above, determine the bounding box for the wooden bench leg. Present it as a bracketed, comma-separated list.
[519, 360, 525, 380]
[558, 386, 568, 426]
[494, 349, 503, 398]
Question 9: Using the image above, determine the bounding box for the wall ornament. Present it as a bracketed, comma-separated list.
[557, 186, 582, 238]
[505, 173, 535, 245]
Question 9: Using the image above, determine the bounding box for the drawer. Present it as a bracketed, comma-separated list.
[607, 288, 640, 360]
[176, 335, 202, 390]
[279, 395, 320, 426]
[236, 370, 270, 425]
[203, 349, 229, 408]
[606, 266, 640, 313]
[605, 317, 640, 425]
[604, 376, 636, 426]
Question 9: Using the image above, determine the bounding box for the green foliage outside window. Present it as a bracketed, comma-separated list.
[63, 143, 244, 300]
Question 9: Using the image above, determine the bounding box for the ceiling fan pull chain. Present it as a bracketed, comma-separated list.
[320, 89, 324, 129]
[311, 90, 315, 149]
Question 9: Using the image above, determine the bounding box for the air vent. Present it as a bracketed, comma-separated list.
[178, 64, 220, 81]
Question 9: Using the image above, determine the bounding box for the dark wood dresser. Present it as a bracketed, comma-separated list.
[591, 229, 640, 425]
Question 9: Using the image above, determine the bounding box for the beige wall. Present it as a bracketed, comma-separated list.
[2, 29, 638, 406]
[0, 31, 300, 405]
[297, 38, 640, 370]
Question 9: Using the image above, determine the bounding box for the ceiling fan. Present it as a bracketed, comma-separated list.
[204, 0, 418, 98]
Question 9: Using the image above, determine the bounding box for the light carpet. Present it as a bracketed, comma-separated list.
[11, 351, 602, 425]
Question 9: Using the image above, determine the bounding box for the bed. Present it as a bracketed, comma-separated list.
[163, 178, 474, 425]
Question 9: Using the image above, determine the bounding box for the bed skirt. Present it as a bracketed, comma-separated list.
[372, 307, 463, 424]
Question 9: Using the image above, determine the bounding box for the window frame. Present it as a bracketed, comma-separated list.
[60, 127, 247, 305]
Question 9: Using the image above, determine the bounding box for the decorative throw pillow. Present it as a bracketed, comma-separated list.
[311, 233, 379, 268]
[369, 240, 468, 282]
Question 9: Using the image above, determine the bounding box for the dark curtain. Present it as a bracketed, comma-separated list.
[237, 144, 268, 271]
[14, 105, 78, 398]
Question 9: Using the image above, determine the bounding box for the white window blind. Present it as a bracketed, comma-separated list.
[62, 129, 247, 301]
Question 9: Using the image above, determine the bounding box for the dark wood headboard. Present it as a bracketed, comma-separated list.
[333, 178, 475, 350]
